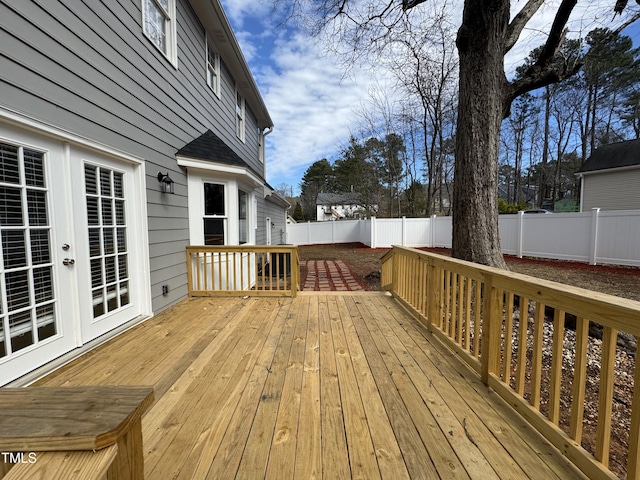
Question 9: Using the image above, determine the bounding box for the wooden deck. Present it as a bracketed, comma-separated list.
[34, 293, 586, 479]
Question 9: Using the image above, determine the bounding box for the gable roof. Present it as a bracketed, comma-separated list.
[316, 192, 362, 206]
[578, 138, 640, 174]
[176, 129, 264, 181]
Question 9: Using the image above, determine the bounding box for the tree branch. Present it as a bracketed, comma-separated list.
[402, 0, 430, 11]
[505, 0, 545, 54]
[506, 8, 640, 117]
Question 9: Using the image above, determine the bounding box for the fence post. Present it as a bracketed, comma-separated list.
[332, 218, 336, 244]
[481, 275, 502, 385]
[430, 215, 436, 247]
[517, 210, 524, 258]
[307, 221, 311, 245]
[589, 208, 600, 265]
[402, 216, 406, 246]
[370, 216, 376, 248]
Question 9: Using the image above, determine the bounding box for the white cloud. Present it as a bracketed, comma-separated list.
[261, 33, 377, 189]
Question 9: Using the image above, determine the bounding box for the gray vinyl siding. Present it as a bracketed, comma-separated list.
[255, 193, 267, 246]
[265, 198, 289, 245]
[0, 0, 268, 313]
[582, 168, 640, 211]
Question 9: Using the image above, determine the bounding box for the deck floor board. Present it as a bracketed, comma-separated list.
[34, 293, 587, 479]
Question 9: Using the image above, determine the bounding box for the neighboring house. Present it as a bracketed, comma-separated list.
[577, 139, 640, 211]
[498, 184, 538, 207]
[0, 0, 286, 385]
[316, 192, 372, 221]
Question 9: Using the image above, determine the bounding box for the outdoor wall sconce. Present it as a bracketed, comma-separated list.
[157, 171, 175, 194]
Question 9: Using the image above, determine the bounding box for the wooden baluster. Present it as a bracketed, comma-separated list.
[596, 326, 617, 467]
[627, 338, 640, 479]
[530, 302, 545, 409]
[502, 292, 514, 383]
[473, 281, 481, 358]
[464, 277, 472, 352]
[515, 296, 529, 395]
[549, 309, 565, 424]
[450, 272, 457, 340]
[570, 317, 589, 442]
[443, 270, 451, 335]
[456, 275, 464, 345]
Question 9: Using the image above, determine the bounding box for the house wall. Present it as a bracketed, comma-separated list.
[264, 197, 288, 245]
[0, 0, 266, 313]
[581, 168, 640, 211]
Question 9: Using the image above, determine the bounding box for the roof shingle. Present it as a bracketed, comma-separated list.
[578, 138, 640, 173]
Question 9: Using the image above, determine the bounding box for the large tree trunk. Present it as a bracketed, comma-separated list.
[452, 0, 509, 268]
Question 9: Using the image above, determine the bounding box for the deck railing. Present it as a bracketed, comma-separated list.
[381, 246, 640, 480]
[186, 245, 300, 297]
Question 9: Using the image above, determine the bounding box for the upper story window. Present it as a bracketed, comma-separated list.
[206, 37, 220, 97]
[236, 90, 245, 142]
[142, 0, 177, 65]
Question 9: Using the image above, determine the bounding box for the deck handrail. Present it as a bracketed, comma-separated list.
[186, 245, 300, 297]
[381, 245, 640, 480]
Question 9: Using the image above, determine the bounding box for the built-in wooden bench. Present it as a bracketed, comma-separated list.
[0, 386, 154, 480]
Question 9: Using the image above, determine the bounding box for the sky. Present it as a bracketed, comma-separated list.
[220, 0, 640, 196]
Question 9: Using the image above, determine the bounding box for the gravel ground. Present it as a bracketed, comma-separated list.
[298, 243, 640, 478]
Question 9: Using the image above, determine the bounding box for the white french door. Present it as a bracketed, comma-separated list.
[0, 126, 147, 385]
[70, 150, 143, 343]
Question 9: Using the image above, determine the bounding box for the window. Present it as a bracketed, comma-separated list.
[206, 37, 220, 97]
[238, 190, 248, 244]
[142, 0, 176, 64]
[236, 90, 245, 142]
[203, 183, 225, 245]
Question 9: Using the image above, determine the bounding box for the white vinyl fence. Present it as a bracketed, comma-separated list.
[286, 209, 640, 267]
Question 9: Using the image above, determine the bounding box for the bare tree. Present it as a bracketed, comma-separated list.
[277, 0, 640, 267]
[388, 8, 458, 216]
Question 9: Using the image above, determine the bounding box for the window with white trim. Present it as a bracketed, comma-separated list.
[236, 90, 245, 142]
[203, 183, 225, 245]
[142, 0, 176, 64]
[206, 37, 220, 97]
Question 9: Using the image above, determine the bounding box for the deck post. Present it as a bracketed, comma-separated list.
[481, 275, 502, 385]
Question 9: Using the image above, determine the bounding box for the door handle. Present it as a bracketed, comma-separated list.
[63, 258, 75, 266]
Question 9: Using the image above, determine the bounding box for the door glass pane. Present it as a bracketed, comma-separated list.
[2, 230, 27, 269]
[86, 164, 129, 319]
[27, 190, 48, 226]
[23, 150, 45, 187]
[10, 310, 33, 353]
[31, 230, 51, 264]
[0, 144, 19, 184]
[0, 142, 55, 357]
[0, 187, 24, 225]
